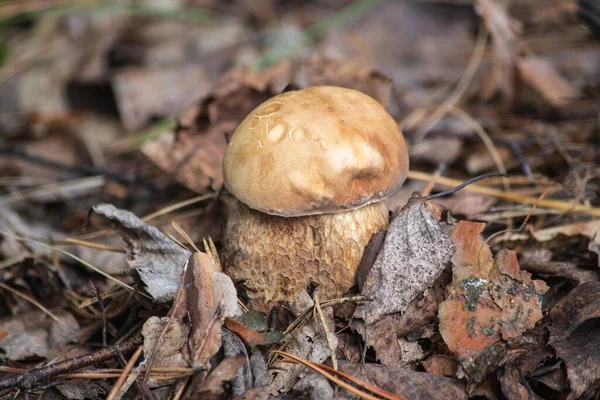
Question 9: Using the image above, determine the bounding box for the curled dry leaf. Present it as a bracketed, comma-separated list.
[438, 221, 548, 380]
[91, 204, 191, 302]
[354, 197, 455, 325]
[549, 282, 600, 399]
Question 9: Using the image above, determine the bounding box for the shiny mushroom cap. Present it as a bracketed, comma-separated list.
[222, 86, 409, 217]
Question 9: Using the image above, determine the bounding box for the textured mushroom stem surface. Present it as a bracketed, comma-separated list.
[223, 200, 389, 303]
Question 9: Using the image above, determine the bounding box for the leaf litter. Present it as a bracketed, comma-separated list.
[0, 0, 599, 399]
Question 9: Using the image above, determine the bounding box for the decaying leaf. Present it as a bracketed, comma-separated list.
[549, 282, 600, 399]
[141, 316, 190, 388]
[0, 310, 79, 360]
[91, 204, 191, 302]
[269, 290, 338, 394]
[340, 362, 467, 400]
[438, 221, 548, 380]
[354, 197, 455, 325]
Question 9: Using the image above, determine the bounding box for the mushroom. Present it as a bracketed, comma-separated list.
[222, 86, 409, 303]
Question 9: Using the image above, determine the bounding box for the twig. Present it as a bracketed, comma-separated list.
[91, 281, 107, 347]
[407, 170, 600, 216]
[424, 172, 507, 200]
[313, 294, 338, 370]
[0, 335, 143, 390]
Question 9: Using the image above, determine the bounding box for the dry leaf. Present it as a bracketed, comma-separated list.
[55, 380, 105, 400]
[91, 204, 191, 302]
[549, 282, 600, 399]
[354, 197, 455, 325]
[517, 55, 580, 107]
[196, 354, 247, 398]
[292, 372, 333, 400]
[340, 362, 467, 400]
[519, 247, 599, 284]
[112, 65, 211, 132]
[438, 221, 548, 380]
[141, 316, 190, 388]
[475, 0, 522, 103]
[187, 252, 238, 370]
[0, 310, 79, 360]
[350, 282, 445, 365]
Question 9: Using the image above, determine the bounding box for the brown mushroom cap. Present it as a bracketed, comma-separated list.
[222, 86, 409, 217]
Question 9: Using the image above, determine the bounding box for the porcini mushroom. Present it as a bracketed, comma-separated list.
[222, 86, 409, 303]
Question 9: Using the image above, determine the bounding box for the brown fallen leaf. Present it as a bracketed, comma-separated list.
[340, 361, 467, 400]
[55, 380, 105, 400]
[187, 252, 239, 369]
[549, 282, 600, 399]
[195, 354, 247, 399]
[354, 196, 455, 325]
[438, 221, 548, 381]
[141, 316, 190, 388]
[517, 55, 580, 108]
[224, 318, 283, 346]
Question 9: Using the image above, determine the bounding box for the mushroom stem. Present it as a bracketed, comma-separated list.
[223, 199, 389, 303]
